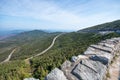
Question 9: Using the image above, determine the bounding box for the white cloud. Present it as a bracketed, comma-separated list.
[0, 0, 120, 30]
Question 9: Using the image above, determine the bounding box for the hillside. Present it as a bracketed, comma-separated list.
[0, 30, 59, 62]
[79, 20, 120, 33]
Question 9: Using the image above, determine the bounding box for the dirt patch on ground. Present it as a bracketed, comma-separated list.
[107, 55, 120, 80]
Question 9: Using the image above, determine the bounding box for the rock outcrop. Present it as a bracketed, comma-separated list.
[45, 37, 120, 80]
[45, 68, 68, 80]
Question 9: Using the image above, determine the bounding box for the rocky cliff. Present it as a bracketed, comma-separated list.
[45, 37, 120, 80]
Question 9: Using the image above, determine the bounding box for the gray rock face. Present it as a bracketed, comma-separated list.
[61, 60, 79, 80]
[72, 60, 107, 80]
[45, 68, 68, 80]
[45, 37, 120, 80]
[84, 46, 111, 55]
[90, 45, 113, 53]
[98, 42, 115, 49]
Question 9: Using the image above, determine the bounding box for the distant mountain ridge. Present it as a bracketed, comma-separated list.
[79, 20, 120, 33]
[0, 30, 25, 40]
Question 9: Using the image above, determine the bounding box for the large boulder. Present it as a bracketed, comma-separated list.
[61, 60, 80, 80]
[45, 68, 68, 80]
[72, 60, 107, 80]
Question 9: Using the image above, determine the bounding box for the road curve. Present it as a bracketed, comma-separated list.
[0, 33, 63, 64]
[1, 48, 16, 64]
[26, 33, 63, 60]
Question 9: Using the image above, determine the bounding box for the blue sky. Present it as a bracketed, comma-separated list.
[0, 0, 120, 31]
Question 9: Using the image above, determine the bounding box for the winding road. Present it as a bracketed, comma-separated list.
[26, 33, 63, 60]
[1, 33, 63, 64]
[1, 48, 16, 64]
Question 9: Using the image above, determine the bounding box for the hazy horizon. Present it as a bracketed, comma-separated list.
[0, 0, 120, 31]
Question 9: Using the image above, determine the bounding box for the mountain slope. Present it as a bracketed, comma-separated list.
[0, 30, 60, 62]
[79, 20, 120, 32]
